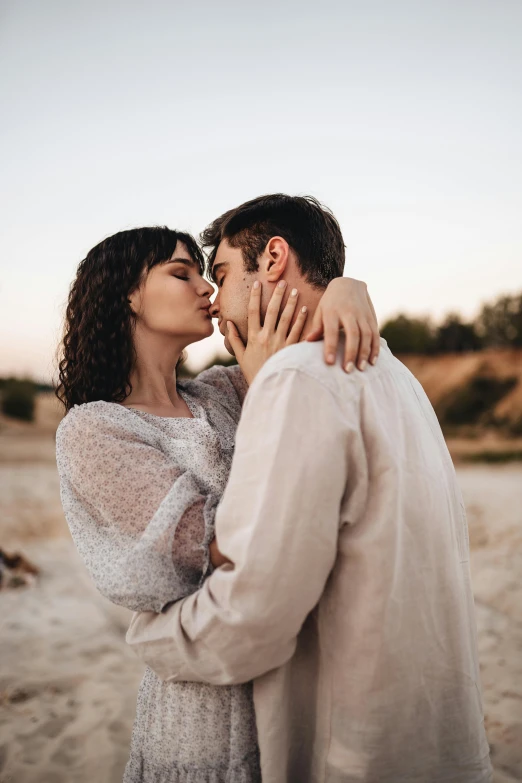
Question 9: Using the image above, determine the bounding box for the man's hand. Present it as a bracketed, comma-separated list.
[209, 536, 232, 568]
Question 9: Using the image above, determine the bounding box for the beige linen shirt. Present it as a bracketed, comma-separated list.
[127, 339, 492, 783]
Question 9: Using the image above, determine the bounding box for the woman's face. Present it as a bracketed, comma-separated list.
[129, 242, 215, 344]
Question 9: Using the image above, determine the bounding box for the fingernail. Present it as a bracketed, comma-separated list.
[327, 353, 335, 364]
[278, 280, 286, 288]
[291, 288, 298, 296]
[226, 321, 232, 330]
[345, 362, 355, 373]
[301, 306, 307, 313]
[253, 281, 260, 289]
[359, 360, 367, 371]
[370, 356, 377, 366]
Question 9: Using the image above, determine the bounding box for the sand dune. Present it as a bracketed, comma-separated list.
[401, 348, 522, 423]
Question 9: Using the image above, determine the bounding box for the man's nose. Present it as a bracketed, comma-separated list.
[209, 299, 220, 318]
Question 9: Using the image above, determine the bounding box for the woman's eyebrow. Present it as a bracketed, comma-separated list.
[164, 258, 196, 267]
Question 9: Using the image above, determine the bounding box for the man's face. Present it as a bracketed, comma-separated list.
[209, 239, 258, 355]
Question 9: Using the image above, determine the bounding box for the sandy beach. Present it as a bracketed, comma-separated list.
[0, 396, 521, 782]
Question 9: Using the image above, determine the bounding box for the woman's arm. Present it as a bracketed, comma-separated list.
[193, 278, 379, 413]
[224, 276, 380, 387]
[306, 277, 380, 371]
[56, 404, 220, 612]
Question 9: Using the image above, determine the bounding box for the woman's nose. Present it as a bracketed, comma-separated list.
[202, 280, 215, 298]
[198, 280, 215, 300]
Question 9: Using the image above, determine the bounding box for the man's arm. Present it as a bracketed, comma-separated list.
[126, 367, 350, 685]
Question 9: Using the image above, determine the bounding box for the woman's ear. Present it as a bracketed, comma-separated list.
[264, 236, 289, 283]
[127, 288, 141, 316]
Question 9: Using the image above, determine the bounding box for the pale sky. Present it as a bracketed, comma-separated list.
[1, 0, 521, 381]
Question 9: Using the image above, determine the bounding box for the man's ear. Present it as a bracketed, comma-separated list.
[263, 236, 289, 283]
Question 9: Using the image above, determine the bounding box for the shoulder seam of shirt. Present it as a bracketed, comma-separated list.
[254, 344, 410, 400]
[252, 364, 362, 409]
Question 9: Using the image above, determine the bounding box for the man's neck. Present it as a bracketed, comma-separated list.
[287, 288, 322, 342]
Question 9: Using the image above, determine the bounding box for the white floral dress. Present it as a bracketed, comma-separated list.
[55, 365, 261, 783]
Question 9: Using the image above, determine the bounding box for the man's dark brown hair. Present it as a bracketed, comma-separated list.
[201, 194, 346, 289]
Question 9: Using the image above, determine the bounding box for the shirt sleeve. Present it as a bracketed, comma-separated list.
[126, 368, 350, 684]
[56, 404, 218, 613]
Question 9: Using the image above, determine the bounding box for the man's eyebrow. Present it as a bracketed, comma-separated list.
[210, 261, 228, 284]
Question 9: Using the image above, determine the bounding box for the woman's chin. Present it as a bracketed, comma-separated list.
[194, 319, 214, 340]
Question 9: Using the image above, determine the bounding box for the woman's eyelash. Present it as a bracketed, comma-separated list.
[174, 275, 189, 281]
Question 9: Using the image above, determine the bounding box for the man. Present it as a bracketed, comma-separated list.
[127, 194, 492, 782]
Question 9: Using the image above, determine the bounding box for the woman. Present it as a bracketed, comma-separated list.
[55, 226, 379, 782]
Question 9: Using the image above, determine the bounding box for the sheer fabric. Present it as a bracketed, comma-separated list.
[56, 365, 261, 782]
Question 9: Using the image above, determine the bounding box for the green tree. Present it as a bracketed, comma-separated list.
[475, 293, 522, 348]
[1, 379, 36, 422]
[434, 314, 482, 353]
[381, 315, 435, 354]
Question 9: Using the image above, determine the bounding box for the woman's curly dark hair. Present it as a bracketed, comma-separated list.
[56, 226, 205, 411]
